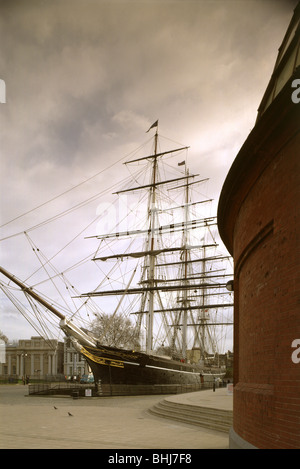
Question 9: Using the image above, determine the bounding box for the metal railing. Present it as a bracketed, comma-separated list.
[27, 381, 221, 397]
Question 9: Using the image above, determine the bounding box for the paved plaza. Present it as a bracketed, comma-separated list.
[0, 385, 231, 449]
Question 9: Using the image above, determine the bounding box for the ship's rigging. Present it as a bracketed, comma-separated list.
[0, 122, 233, 364]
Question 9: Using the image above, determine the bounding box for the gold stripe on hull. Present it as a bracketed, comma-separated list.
[81, 346, 124, 368]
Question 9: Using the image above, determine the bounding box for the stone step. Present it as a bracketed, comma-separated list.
[159, 399, 233, 420]
[148, 399, 233, 433]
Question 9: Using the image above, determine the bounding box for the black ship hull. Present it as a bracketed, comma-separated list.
[80, 344, 203, 388]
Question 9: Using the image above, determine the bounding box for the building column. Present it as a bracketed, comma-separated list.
[31, 353, 35, 376]
[52, 353, 56, 375]
[20, 354, 24, 377]
[48, 353, 52, 374]
[17, 354, 20, 376]
[40, 353, 43, 376]
[8, 354, 11, 375]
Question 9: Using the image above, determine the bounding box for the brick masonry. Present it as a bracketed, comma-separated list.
[217, 69, 300, 448]
[233, 137, 300, 448]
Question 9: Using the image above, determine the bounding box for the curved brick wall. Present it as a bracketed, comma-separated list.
[233, 134, 299, 449]
[218, 72, 300, 448]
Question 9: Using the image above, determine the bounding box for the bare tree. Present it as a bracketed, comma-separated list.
[91, 314, 140, 350]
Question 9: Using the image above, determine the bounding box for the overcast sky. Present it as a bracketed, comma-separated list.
[0, 0, 297, 341]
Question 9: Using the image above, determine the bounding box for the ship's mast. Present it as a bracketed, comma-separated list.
[199, 245, 208, 356]
[181, 166, 190, 359]
[146, 128, 158, 353]
[79, 124, 233, 356]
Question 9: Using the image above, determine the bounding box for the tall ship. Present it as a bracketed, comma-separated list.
[0, 122, 233, 393]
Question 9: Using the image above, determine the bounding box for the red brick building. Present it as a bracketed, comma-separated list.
[217, 5, 300, 449]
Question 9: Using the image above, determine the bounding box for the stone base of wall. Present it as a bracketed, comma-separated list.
[229, 427, 258, 449]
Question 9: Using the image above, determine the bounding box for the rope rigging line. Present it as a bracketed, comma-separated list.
[0, 281, 58, 348]
[0, 136, 154, 231]
[22, 232, 105, 326]
[0, 169, 142, 242]
[23, 206, 105, 285]
[24, 292, 60, 346]
[24, 232, 74, 314]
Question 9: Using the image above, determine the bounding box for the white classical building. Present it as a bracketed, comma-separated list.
[0, 335, 90, 380]
[0, 336, 64, 379]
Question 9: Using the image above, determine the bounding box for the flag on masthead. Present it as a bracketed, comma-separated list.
[146, 120, 158, 133]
